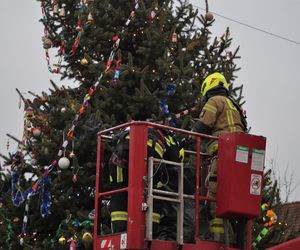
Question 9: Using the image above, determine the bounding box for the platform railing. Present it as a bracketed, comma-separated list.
[94, 121, 221, 249]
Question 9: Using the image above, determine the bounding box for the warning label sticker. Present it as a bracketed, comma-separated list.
[251, 149, 265, 172]
[235, 145, 249, 163]
[120, 233, 127, 249]
[250, 174, 262, 195]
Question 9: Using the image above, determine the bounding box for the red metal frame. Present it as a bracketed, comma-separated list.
[93, 121, 254, 250]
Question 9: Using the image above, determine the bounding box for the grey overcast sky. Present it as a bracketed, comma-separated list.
[0, 1, 300, 201]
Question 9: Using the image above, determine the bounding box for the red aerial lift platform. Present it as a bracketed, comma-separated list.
[93, 121, 267, 250]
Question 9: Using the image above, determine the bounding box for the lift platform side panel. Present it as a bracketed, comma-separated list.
[216, 133, 266, 218]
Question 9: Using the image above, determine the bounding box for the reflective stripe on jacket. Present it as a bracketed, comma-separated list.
[200, 95, 244, 136]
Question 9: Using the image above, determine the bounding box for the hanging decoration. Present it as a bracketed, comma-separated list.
[148, 6, 159, 23]
[6, 137, 10, 150]
[252, 203, 277, 247]
[52, 0, 59, 14]
[69, 28, 83, 57]
[86, 12, 94, 25]
[59, 5, 66, 18]
[58, 157, 71, 170]
[205, 11, 214, 21]
[159, 99, 170, 117]
[21, 197, 30, 236]
[68, 237, 77, 250]
[112, 59, 121, 85]
[40, 174, 51, 218]
[171, 32, 177, 43]
[41, 0, 91, 73]
[11, 171, 40, 207]
[80, 57, 89, 65]
[82, 232, 93, 243]
[32, 128, 41, 137]
[166, 83, 176, 96]
[155, 106, 198, 125]
[58, 236, 67, 245]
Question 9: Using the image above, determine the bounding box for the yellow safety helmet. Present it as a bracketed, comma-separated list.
[200, 72, 229, 96]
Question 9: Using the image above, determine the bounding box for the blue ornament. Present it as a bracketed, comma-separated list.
[40, 176, 51, 218]
[169, 118, 177, 127]
[166, 83, 176, 96]
[114, 69, 120, 80]
[159, 99, 170, 117]
[72, 219, 81, 228]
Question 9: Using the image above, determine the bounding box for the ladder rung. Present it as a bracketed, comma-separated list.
[153, 195, 180, 203]
[152, 158, 183, 166]
[152, 188, 195, 200]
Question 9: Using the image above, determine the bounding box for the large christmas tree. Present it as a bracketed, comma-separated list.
[0, 0, 255, 249]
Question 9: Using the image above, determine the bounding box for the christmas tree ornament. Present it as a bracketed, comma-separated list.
[171, 32, 177, 43]
[58, 236, 66, 245]
[86, 13, 94, 25]
[75, 18, 83, 31]
[25, 107, 34, 118]
[82, 232, 93, 243]
[59, 7, 66, 18]
[72, 174, 78, 183]
[159, 99, 170, 117]
[130, 11, 135, 19]
[69, 151, 76, 158]
[13, 217, 20, 223]
[6, 137, 9, 150]
[58, 157, 70, 170]
[42, 36, 52, 49]
[150, 7, 158, 19]
[41, 95, 47, 103]
[112, 59, 121, 85]
[52, 2, 59, 14]
[166, 83, 176, 96]
[32, 128, 41, 137]
[205, 11, 214, 21]
[80, 58, 88, 65]
[88, 209, 95, 220]
[30, 158, 37, 166]
[69, 238, 77, 250]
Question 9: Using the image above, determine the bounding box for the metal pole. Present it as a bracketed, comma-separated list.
[93, 134, 102, 249]
[194, 137, 201, 240]
[146, 157, 154, 241]
[177, 162, 184, 245]
[246, 219, 253, 250]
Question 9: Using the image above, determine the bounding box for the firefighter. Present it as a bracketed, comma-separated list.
[108, 127, 165, 237]
[193, 72, 247, 241]
[158, 131, 195, 242]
